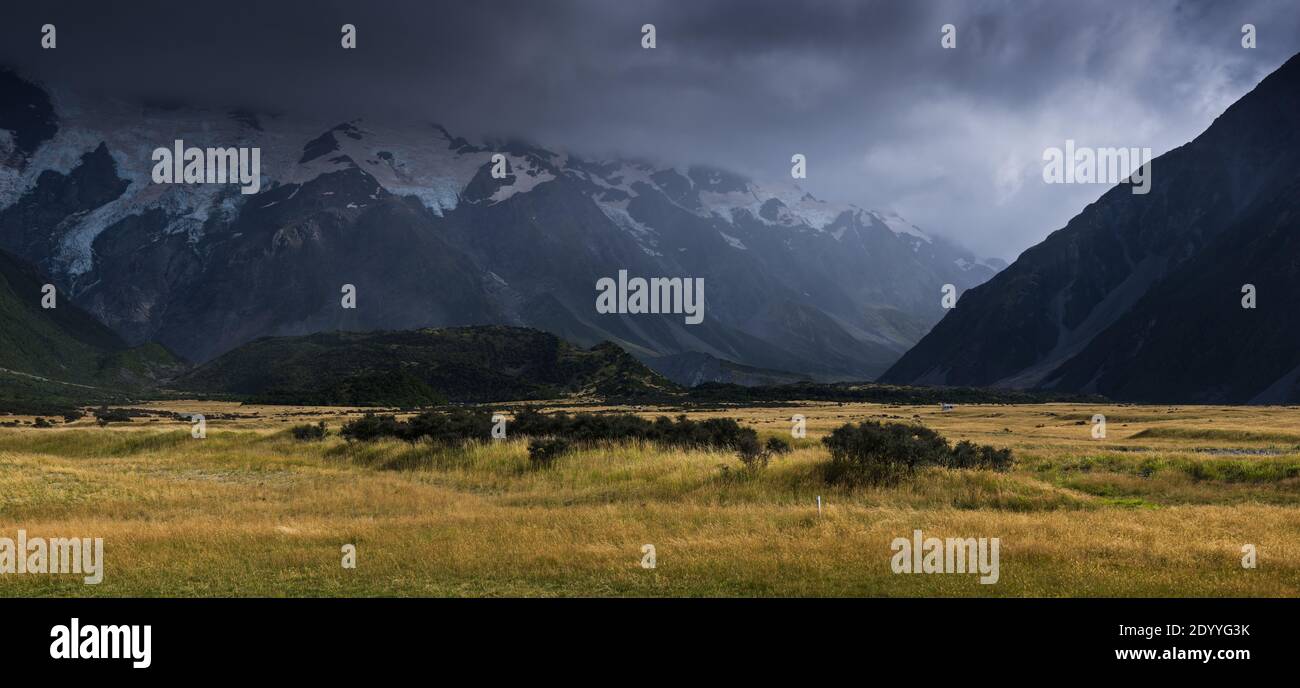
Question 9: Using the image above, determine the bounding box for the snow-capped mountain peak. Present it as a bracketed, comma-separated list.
[1, 66, 1002, 381]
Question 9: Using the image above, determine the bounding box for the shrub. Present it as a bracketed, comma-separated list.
[764, 437, 792, 455]
[291, 421, 328, 441]
[62, 410, 85, 423]
[339, 413, 402, 441]
[527, 437, 571, 469]
[981, 446, 1014, 471]
[949, 440, 1013, 471]
[340, 409, 494, 443]
[735, 433, 766, 471]
[93, 408, 133, 426]
[33, 417, 53, 428]
[734, 435, 794, 472]
[401, 408, 494, 443]
[821, 421, 1011, 485]
[340, 405, 758, 453]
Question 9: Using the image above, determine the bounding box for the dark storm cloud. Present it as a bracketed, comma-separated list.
[3, 0, 1298, 259]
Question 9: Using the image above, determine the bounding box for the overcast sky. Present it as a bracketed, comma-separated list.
[3, 0, 1299, 260]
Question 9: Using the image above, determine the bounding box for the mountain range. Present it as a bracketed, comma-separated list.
[0, 67, 1001, 387]
[5, 49, 1295, 407]
[882, 52, 1300, 404]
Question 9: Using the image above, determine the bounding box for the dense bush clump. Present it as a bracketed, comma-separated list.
[93, 408, 133, 426]
[340, 409, 493, 443]
[33, 417, 53, 428]
[510, 407, 756, 450]
[733, 435, 794, 472]
[402, 408, 496, 443]
[822, 421, 1012, 485]
[950, 440, 1013, 471]
[340, 406, 758, 453]
[339, 413, 404, 441]
[290, 421, 328, 441]
[765, 437, 792, 455]
[527, 437, 572, 469]
[735, 433, 764, 470]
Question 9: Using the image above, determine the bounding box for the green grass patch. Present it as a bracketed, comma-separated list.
[1129, 427, 1300, 444]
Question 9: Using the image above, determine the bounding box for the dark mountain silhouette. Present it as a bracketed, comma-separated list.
[881, 52, 1300, 404]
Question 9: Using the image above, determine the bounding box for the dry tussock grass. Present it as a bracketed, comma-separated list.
[1, 401, 1298, 596]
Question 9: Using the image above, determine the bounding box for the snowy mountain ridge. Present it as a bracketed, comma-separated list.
[0, 67, 1002, 383]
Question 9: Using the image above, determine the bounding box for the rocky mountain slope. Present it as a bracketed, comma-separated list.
[881, 52, 1300, 403]
[0, 67, 1000, 385]
[0, 247, 181, 411]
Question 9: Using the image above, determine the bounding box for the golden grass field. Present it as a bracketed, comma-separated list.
[2, 400, 1299, 597]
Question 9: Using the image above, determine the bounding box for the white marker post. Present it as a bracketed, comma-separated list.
[817, 496, 822, 516]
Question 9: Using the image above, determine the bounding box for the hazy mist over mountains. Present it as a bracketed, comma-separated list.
[0, 66, 1000, 384]
[2, 0, 1298, 403]
[4, 0, 1298, 262]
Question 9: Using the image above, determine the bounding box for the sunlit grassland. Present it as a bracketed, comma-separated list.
[1, 401, 1299, 597]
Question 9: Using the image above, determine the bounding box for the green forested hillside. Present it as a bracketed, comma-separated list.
[0, 249, 182, 412]
[176, 325, 682, 406]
